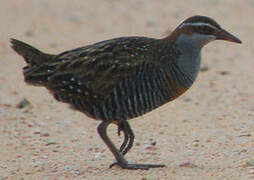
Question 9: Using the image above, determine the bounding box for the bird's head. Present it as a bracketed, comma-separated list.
[168, 15, 242, 47]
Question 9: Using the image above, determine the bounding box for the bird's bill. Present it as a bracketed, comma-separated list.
[216, 29, 242, 44]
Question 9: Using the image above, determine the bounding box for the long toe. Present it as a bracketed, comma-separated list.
[123, 163, 166, 170]
[110, 161, 165, 170]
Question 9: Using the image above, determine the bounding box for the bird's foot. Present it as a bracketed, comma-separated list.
[109, 161, 165, 170]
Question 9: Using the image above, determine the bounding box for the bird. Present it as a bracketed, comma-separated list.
[10, 15, 241, 170]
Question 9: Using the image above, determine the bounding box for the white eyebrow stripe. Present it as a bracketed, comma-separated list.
[179, 22, 218, 30]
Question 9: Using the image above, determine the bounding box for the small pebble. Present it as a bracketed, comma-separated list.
[144, 144, 155, 150]
[179, 161, 198, 168]
[135, 142, 141, 146]
[71, 139, 78, 142]
[238, 134, 251, 137]
[33, 130, 41, 135]
[219, 71, 231, 75]
[16, 154, 22, 158]
[246, 160, 254, 167]
[46, 140, 56, 146]
[40, 132, 50, 137]
[192, 140, 199, 147]
[150, 141, 156, 146]
[16, 98, 31, 109]
[200, 66, 209, 72]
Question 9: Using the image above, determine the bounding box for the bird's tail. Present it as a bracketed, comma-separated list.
[10, 38, 56, 86]
[10, 39, 54, 65]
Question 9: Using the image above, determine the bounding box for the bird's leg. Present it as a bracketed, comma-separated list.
[117, 121, 135, 155]
[97, 121, 166, 170]
[117, 121, 129, 153]
[110, 121, 135, 168]
[121, 121, 134, 155]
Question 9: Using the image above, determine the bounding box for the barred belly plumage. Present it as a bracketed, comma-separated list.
[73, 63, 192, 122]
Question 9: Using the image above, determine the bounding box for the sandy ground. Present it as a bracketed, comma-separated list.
[0, 0, 254, 179]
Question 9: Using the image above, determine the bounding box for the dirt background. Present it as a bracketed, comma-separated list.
[0, 0, 253, 179]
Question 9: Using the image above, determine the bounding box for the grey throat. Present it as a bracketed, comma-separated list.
[175, 33, 216, 82]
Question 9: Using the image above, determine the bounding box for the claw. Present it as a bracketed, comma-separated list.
[109, 162, 118, 168]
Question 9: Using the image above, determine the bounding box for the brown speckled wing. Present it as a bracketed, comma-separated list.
[45, 37, 159, 101]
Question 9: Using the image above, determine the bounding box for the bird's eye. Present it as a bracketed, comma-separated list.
[200, 26, 215, 34]
[201, 26, 208, 32]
